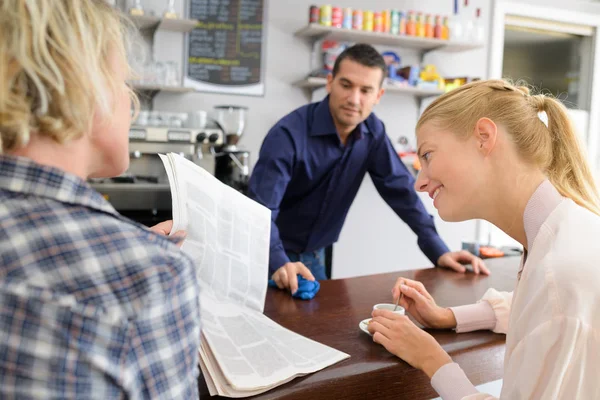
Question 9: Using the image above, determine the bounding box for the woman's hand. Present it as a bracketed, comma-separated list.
[149, 220, 187, 248]
[368, 309, 452, 378]
[392, 278, 457, 330]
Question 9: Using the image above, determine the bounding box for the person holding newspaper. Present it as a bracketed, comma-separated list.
[248, 44, 488, 296]
[0, 2, 200, 398]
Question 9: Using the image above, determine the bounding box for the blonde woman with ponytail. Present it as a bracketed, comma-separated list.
[368, 79, 600, 399]
[0, 1, 200, 398]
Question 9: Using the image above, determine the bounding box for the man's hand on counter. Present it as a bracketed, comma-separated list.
[437, 251, 490, 275]
[271, 262, 315, 295]
[149, 220, 187, 248]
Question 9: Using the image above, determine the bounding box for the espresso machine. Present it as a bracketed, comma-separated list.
[90, 124, 223, 226]
[211, 105, 251, 194]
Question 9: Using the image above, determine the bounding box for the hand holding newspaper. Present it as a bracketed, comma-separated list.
[160, 153, 349, 398]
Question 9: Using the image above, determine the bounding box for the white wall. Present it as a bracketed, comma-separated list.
[142, 0, 600, 278]
[149, 0, 492, 164]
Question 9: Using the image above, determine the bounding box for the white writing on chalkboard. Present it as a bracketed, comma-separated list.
[187, 0, 265, 94]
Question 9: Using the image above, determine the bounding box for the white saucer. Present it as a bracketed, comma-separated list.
[359, 318, 372, 336]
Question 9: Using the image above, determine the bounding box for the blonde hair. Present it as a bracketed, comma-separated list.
[417, 79, 600, 216]
[0, 0, 139, 153]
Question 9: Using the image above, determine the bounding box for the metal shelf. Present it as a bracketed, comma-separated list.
[129, 14, 160, 30]
[130, 84, 195, 93]
[157, 18, 199, 33]
[293, 77, 444, 98]
[294, 23, 483, 52]
[129, 15, 198, 33]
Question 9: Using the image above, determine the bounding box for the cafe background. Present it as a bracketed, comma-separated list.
[113, 0, 600, 278]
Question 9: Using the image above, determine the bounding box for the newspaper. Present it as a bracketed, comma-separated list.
[160, 153, 350, 397]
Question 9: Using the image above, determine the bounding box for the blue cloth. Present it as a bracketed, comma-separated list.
[0, 155, 201, 399]
[287, 248, 328, 281]
[248, 95, 449, 276]
[269, 275, 321, 300]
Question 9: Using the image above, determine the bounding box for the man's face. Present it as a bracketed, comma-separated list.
[327, 59, 384, 130]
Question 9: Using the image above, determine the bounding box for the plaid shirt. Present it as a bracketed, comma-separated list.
[0, 155, 200, 399]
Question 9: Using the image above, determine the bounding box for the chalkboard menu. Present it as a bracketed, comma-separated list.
[185, 0, 266, 96]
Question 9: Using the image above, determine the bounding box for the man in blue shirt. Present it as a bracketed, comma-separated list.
[248, 44, 489, 295]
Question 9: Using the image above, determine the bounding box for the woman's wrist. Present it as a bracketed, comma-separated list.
[434, 308, 457, 329]
[422, 348, 453, 379]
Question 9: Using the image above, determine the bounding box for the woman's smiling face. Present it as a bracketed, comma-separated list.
[414, 121, 488, 222]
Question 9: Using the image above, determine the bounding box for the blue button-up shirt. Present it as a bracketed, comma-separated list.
[248, 96, 449, 276]
[0, 155, 200, 399]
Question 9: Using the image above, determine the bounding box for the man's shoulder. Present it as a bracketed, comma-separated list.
[263, 102, 320, 150]
[274, 102, 315, 133]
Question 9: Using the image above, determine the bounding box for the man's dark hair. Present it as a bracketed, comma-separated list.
[331, 43, 386, 84]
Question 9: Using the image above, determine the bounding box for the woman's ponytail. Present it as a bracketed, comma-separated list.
[535, 96, 600, 215]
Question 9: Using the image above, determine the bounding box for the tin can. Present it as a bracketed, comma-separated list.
[342, 8, 353, 29]
[352, 9, 363, 30]
[363, 10, 374, 31]
[390, 10, 400, 34]
[332, 7, 342, 28]
[382, 10, 391, 33]
[309, 5, 319, 24]
[320, 5, 332, 26]
[373, 11, 383, 32]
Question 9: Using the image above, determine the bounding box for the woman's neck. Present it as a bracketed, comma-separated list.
[483, 171, 547, 250]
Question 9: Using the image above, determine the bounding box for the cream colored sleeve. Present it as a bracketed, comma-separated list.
[450, 289, 513, 334]
[480, 289, 512, 334]
[433, 316, 600, 400]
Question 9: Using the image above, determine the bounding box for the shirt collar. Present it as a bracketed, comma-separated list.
[523, 179, 563, 249]
[0, 155, 118, 216]
[310, 95, 369, 138]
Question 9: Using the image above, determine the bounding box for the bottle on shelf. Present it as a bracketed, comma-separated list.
[406, 11, 416, 36]
[382, 10, 391, 33]
[425, 14, 434, 38]
[434, 15, 443, 39]
[442, 16, 450, 40]
[390, 10, 400, 35]
[416, 12, 425, 37]
[399, 11, 407, 35]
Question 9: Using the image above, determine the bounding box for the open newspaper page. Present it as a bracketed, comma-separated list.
[201, 295, 349, 395]
[161, 153, 349, 397]
[159, 153, 270, 312]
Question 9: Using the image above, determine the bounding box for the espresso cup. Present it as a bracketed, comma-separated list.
[373, 303, 405, 315]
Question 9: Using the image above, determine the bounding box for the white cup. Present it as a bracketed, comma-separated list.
[373, 303, 405, 315]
